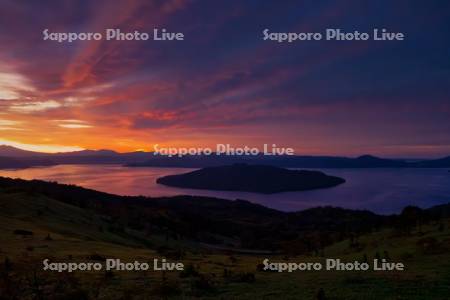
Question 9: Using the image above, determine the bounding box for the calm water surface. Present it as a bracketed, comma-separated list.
[1, 164, 449, 214]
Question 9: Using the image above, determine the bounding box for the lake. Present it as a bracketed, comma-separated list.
[0, 164, 449, 214]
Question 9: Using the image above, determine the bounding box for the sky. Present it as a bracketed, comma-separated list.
[0, 0, 449, 157]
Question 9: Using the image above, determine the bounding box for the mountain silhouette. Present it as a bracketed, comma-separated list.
[0, 145, 46, 157]
[1, 145, 450, 169]
[411, 156, 450, 168]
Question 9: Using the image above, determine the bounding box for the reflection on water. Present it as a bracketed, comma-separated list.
[1, 164, 449, 214]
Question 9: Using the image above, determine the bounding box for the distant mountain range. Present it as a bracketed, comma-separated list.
[0, 145, 450, 169]
[0, 145, 150, 167]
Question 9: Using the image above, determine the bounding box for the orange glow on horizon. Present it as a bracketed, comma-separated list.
[0, 139, 84, 153]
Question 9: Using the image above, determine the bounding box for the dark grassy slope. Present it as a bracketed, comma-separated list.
[1, 177, 450, 299]
[0, 177, 448, 252]
[156, 164, 345, 193]
[0, 177, 381, 251]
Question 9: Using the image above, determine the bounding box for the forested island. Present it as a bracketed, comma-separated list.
[157, 164, 345, 193]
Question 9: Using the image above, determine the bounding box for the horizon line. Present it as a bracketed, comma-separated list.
[1, 143, 448, 160]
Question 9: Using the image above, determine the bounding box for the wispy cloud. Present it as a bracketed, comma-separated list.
[54, 119, 92, 129]
[0, 119, 24, 130]
[9, 100, 61, 113]
[0, 1, 448, 156]
[0, 139, 84, 153]
[0, 70, 35, 100]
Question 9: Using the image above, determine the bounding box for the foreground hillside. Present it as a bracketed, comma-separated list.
[0, 178, 449, 299]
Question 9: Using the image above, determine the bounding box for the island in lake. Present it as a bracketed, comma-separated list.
[156, 164, 345, 194]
